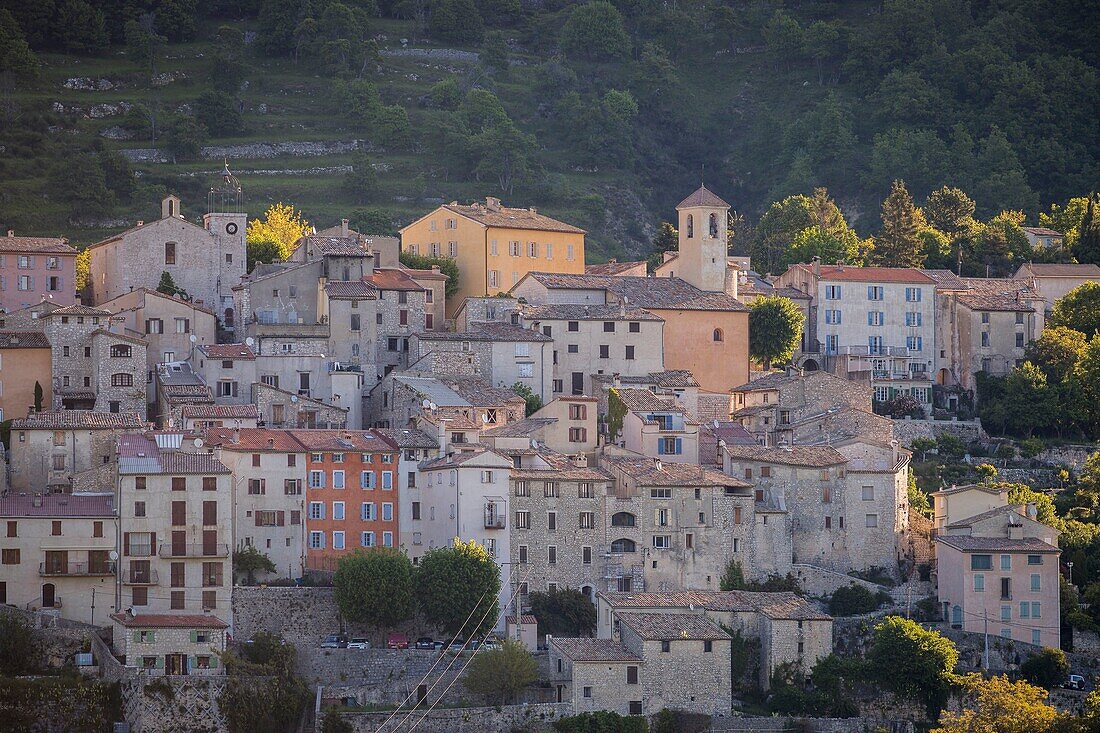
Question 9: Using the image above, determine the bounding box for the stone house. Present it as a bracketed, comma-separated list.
[597, 454, 759, 592]
[730, 368, 879, 447]
[155, 361, 214, 428]
[98, 288, 218, 402]
[179, 404, 259, 432]
[289, 430, 399, 572]
[550, 609, 733, 717]
[773, 262, 938, 409]
[590, 371, 702, 421]
[252, 382, 348, 429]
[417, 446, 515, 626]
[506, 451, 612, 604]
[481, 395, 599, 457]
[117, 433, 233, 619]
[518, 302, 665, 397]
[193, 343, 258, 406]
[596, 590, 832, 692]
[42, 305, 148, 414]
[930, 483, 1013, 532]
[368, 372, 526, 434]
[410, 322, 554, 403]
[0, 300, 60, 330]
[9, 411, 146, 493]
[722, 440, 910, 576]
[87, 195, 246, 329]
[110, 612, 228, 676]
[653, 186, 741, 298]
[585, 260, 648, 277]
[203, 428, 308, 582]
[375, 427, 440, 564]
[924, 270, 1044, 394]
[453, 296, 522, 333]
[512, 272, 749, 394]
[0, 331, 52, 422]
[0, 230, 77, 311]
[401, 196, 587, 316]
[609, 388, 700, 464]
[0, 492, 117, 626]
[1013, 262, 1100, 315]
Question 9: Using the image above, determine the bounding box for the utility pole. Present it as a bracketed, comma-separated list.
[91, 586, 95, 625]
[983, 610, 989, 670]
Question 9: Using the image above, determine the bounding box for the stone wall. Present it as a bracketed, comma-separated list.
[325, 702, 569, 733]
[893, 418, 985, 447]
[1037, 445, 1094, 472]
[120, 674, 229, 733]
[303, 647, 471, 707]
[1072, 630, 1100, 657]
[0, 606, 94, 670]
[232, 586, 343, 643]
[792, 563, 886, 598]
[997, 468, 1062, 488]
[711, 717, 914, 733]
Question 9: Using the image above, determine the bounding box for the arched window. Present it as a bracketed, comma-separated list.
[224, 308, 234, 327]
[110, 344, 132, 358]
[709, 213, 719, 237]
[713, 328, 724, 342]
[611, 512, 636, 527]
[686, 214, 694, 238]
[610, 538, 636, 553]
[111, 373, 134, 387]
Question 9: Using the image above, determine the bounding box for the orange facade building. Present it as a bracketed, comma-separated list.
[291, 430, 399, 571]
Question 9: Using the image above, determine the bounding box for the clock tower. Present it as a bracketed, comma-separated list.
[203, 162, 247, 329]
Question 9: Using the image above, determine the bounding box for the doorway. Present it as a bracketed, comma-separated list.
[41, 583, 55, 608]
[166, 653, 189, 675]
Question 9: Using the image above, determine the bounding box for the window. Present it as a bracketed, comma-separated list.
[528, 242, 538, 258]
[333, 531, 345, 550]
[111, 373, 134, 387]
[862, 485, 874, 501]
[382, 472, 393, 489]
[825, 285, 842, 300]
[2, 549, 20, 564]
[547, 511, 557, 531]
[661, 640, 671, 653]
[308, 502, 325, 520]
[825, 309, 842, 325]
[971, 555, 993, 570]
[309, 532, 324, 549]
[248, 479, 265, 495]
[612, 512, 636, 527]
[1020, 601, 1030, 618]
[905, 312, 922, 327]
[704, 640, 713, 653]
[111, 344, 132, 358]
[653, 535, 671, 549]
[579, 511, 595, 529]
[650, 488, 671, 499]
[165, 242, 176, 265]
[284, 479, 302, 495]
[1001, 577, 1012, 599]
[974, 574, 985, 592]
[1027, 554, 1042, 565]
[544, 481, 558, 498]
[626, 666, 638, 685]
[1000, 555, 1012, 570]
[1032, 629, 1042, 646]
[1031, 602, 1041, 618]
[583, 687, 592, 699]
[868, 336, 883, 354]
[309, 471, 325, 488]
[515, 510, 530, 529]
[864, 514, 878, 528]
[548, 546, 557, 564]
[905, 287, 923, 302]
[583, 546, 592, 564]
[382, 503, 393, 521]
[1030, 573, 1041, 592]
[333, 502, 345, 520]
[906, 336, 923, 351]
[332, 470, 345, 489]
[1016, 333, 1025, 348]
[629, 322, 640, 333]
[599, 345, 609, 359]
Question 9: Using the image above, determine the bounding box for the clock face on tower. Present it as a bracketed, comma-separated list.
[225, 222, 238, 235]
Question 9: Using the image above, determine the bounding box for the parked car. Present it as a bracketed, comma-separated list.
[1065, 674, 1087, 690]
[481, 636, 503, 650]
[414, 637, 435, 650]
[432, 640, 446, 650]
[320, 634, 348, 649]
[446, 638, 465, 651]
[387, 633, 409, 649]
[347, 638, 371, 650]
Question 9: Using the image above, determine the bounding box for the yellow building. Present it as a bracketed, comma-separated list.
[401, 197, 586, 316]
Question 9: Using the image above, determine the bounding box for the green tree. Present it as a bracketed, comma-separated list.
[925, 186, 977, 237]
[469, 118, 536, 194]
[247, 240, 284, 273]
[647, 221, 678, 271]
[1019, 648, 1070, 690]
[512, 381, 542, 416]
[233, 545, 277, 585]
[1003, 362, 1057, 437]
[749, 295, 805, 369]
[344, 154, 379, 204]
[165, 113, 206, 162]
[321, 712, 354, 733]
[875, 179, 924, 268]
[481, 30, 508, 71]
[1025, 327, 1088, 382]
[399, 250, 459, 298]
[750, 195, 815, 275]
[1072, 335, 1100, 436]
[561, 2, 630, 62]
[908, 472, 932, 516]
[1073, 194, 1100, 265]
[1049, 283, 1100, 338]
[333, 548, 415, 628]
[429, 0, 484, 45]
[55, 0, 109, 55]
[194, 90, 243, 136]
[829, 584, 888, 616]
[351, 208, 398, 237]
[528, 588, 596, 636]
[553, 712, 648, 733]
[762, 9, 803, 70]
[415, 539, 501, 638]
[868, 616, 958, 717]
[462, 639, 538, 704]
[0, 613, 34, 675]
[157, 271, 188, 299]
[719, 559, 746, 591]
[0, 9, 39, 76]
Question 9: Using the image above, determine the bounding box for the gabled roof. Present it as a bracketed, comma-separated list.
[117, 434, 230, 474]
[180, 404, 260, 420]
[677, 185, 730, 209]
[957, 278, 1039, 312]
[111, 613, 228, 629]
[287, 429, 395, 452]
[1015, 263, 1100, 278]
[935, 535, 1060, 553]
[603, 456, 751, 488]
[520, 303, 663, 321]
[921, 269, 968, 290]
[722, 444, 847, 467]
[203, 428, 305, 452]
[0, 233, 76, 255]
[295, 234, 371, 258]
[45, 304, 112, 317]
[0, 331, 50, 348]
[550, 638, 640, 663]
[101, 287, 216, 317]
[945, 504, 1031, 530]
[419, 446, 510, 470]
[520, 273, 748, 312]
[417, 322, 551, 342]
[1020, 227, 1062, 237]
[198, 344, 256, 360]
[929, 483, 1009, 498]
[585, 260, 647, 276]
[12, 411, 145, 430]
[614, 388, 684, 413]
[437, 202, 585, 234]
[599, 590, 830, 621]
[325, 281, 379, 300]
[375, 427, 438, 449]
[811, 265, 935, 284]
[616, 612, 731, 641]
[0, 493, 114, 518]
[366, 268, 427, 292]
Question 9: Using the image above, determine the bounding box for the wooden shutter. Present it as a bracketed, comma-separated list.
[123, 532, 130, 556]
[276, 511, 285, 526]
[255, 512, 262, 527]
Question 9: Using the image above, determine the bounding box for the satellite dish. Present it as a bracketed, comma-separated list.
[429, 402, 437, 411]
[245, 337, 255, 347]
[189, 334, 197, 343]
[422, 399, 432, 409]
[109, 550, 118, 561]
[194, 438, 204, 449]
[320, 353, 326, 359]
[481, 414, 490, 423]
[291, 395, 299, 403]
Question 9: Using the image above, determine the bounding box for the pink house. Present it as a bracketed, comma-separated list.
[0, 231, 77, 312]
[936, 532, 1061, 648]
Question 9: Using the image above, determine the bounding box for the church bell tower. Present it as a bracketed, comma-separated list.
[675, 184, 731, 294]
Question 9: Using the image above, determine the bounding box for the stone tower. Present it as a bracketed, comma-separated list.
[676, 185, 731, 294]
[203, 162, 247, 328]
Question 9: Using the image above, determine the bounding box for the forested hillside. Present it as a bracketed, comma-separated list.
[0, 0, 1096, 264]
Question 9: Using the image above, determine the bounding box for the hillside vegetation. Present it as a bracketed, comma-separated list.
[0, 0, 1096, 262]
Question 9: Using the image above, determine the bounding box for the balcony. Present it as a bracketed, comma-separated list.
[484, 506, 506, 529]
[39, 561, 116, 577]
[872, 370, 931, 382]
[158, 543, 230, 559]
[329, 361, 363, 374]
[121, 568, 160, 585]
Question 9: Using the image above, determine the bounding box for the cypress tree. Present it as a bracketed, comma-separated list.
[1075, 193, 1100, 265]
[875, 179, 924, 268]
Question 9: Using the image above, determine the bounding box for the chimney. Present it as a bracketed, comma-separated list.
[812, 256, 821, 278]
[485, 197, 501, 212]
[32, 494, 43, 508]
[612, 373, 622, 389]
[437, 418, 450, 455]
[6, 230, 13, 237]
[654, 458, 663, 471]
[268, 437, 275, 449]
[573, 454, 588, 468]
[1027, 502, 1038, 519]
[232, 428, 240, 444]
[529, 207, 537, 215]
[136, 221, 144, 227]
[890, 439, 899, 466]
[341, 219, 349, 237]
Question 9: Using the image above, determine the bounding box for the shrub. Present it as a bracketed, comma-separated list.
[828, 584, 890, 616]
[1020, 648, 1069, 689]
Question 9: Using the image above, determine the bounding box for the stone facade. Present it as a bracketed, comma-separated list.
[111, 613, 228, 675]
[253, 381, 348, 429]
[330, 703, 570, 733]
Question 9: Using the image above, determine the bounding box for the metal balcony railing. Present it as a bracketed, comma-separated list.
[158, 543, 230, 558]
[484, 507, 506, 529]
[39, 561, 116, 577]
[121, 568, 160, 585]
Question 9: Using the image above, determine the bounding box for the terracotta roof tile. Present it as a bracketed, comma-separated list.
[550, 638, 641, 662]
[287, 429, 395, 452]
[957, 278, 1040, 312]
[602, 456, 751, 488]
[297, 235, 371, 257]
[325, 281, 380, 300]
[523, 273, 749, 312]
[0, 331, 50, 348]
[616, 612, 731, 641]
[676, 185, 730, 209]
[418, 323, 551, 342]
[0, 493, 114, 517]
[375, 428, 439, 449]
[614, 388, 683, 413]
[936, 535, 1060, 553]
[180, 404, 259, 420]
[12, 411, 145, 430]
[365, 268, 427, 292]
[1016, 263, 1100, 277]
[111, 613, 228, 629]
[800, 264, 935, 284]
[1020, 227, 1062, 237]
[722, 444, 847, 467]
[198, 344, 256, 360]
[585, 260, 647, 276]
[441, 203, 585, 234]
[0, 234, 76, 254]
[520, 303, 663, 321]
[600, 590, 830, 620]
[203, 428, 304, 452]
